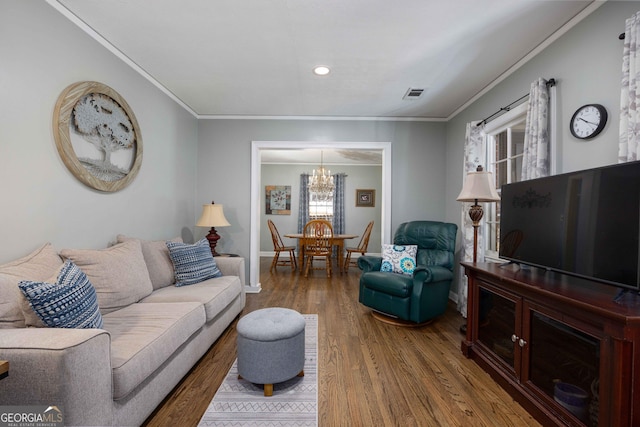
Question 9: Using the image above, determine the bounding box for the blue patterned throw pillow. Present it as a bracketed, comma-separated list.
[166, 238, 222, 287]
[18, 260, 103, 329]
[381, 244, 418, 275]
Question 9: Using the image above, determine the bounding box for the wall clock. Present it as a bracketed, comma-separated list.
[569, 104, 607, 140]
[53, 81, 143, 192]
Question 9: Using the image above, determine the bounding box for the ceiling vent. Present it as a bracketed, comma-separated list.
[403, 88, 425, 100]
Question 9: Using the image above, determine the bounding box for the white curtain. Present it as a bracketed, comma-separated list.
[619, 11, 640, 162]
[457, 121, 486, 317]
[521, 78, 551, 180]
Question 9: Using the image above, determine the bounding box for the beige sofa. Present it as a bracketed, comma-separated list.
[0, 236, 246, 426]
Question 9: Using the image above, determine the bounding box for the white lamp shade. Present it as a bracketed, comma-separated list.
[457, 170, 500, 202]
[196, 204, 231, 227]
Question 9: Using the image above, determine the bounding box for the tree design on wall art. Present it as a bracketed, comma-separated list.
[72, 93, 135, 181]
[53, 81, 143, 192]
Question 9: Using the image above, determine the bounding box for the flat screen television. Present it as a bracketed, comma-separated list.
[499, 160, 640, 292]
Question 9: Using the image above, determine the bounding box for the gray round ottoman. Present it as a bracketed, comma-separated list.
[236, 307, 306, 396]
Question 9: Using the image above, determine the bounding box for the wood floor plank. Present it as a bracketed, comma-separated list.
[143, 257, 540, 427]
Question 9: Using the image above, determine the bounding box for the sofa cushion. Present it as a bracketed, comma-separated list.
[167, 239, 222, 287]
[60, 240, 153, 314]
[381, 244, 417, 275]
[102, 301, 205, 400]
[116, 235, 183, 290]
[0, 243, 63, 328]
[18, 261, 104, 329]
[140, 275, 242, 322]
[362, 271, 412, 298]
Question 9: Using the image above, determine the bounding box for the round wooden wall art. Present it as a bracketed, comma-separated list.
[53, 81, 143, 192]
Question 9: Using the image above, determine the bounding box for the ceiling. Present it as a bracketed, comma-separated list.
[50, 0, 596, 120]
[262, 148, 382, 165]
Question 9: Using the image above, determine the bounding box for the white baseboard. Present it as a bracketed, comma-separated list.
[245, 284, 262, 294]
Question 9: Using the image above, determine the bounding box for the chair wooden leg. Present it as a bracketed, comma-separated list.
[290, 250, 297, 271]
[344, 252, 351, 271]
[326, 256, 331, 278]
[270, 252, 279, 273]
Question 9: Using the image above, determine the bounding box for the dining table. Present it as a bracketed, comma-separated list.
[283, 233, 358, 274]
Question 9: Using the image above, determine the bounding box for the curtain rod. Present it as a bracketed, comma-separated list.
[476, 78, 556, 127]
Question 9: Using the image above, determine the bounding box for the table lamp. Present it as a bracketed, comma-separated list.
[196, 201, 231, 256]
[456, 165, 500, 262]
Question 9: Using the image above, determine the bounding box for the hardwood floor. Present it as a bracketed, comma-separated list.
[143, 257, 540, 427]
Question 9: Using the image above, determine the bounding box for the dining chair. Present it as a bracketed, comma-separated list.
[267, 219, 297, 272]
[343, 220, 374, 272]
[302, 219, 334, 278]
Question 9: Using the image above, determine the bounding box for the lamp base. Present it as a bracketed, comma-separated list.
[468, 203, 484, 224]
[467, 200, 484, 263]
[205, 227, 221, 257]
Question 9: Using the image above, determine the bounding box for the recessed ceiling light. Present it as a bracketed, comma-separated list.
[313, 66, 331, 76]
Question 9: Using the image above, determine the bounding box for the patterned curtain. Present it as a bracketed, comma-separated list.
[332, 173, 346, 259]
[619, 11, 640, 162]
[297, 174, 310, 233]
[521, 78, 551, 180]
[458, 121, 486, 317]
[332, 173, 346, 235]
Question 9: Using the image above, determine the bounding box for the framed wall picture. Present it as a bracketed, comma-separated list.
[265, 185, 291, 215]
[356, 189, 375, 207]
[53, 81, 143, 192]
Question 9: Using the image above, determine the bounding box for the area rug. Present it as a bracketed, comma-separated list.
[198, 314, 318, 427]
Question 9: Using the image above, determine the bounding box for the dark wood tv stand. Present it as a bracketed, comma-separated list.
[461, 262, 640, 427]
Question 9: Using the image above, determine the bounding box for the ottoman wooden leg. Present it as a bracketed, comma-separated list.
[297, 370, 304, 377]
[264, 383, 273, 397]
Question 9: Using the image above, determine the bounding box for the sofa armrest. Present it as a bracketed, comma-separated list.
[358, 255, 382, 273]
[410, 266, 454, 322]
[215, 256, 246, 287]
[0, 328, 113, 426]
[413, 265, 453, 284]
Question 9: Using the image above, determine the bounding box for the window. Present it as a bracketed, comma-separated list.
[483, 103, 527, 260]
[309, 193, 333, 219]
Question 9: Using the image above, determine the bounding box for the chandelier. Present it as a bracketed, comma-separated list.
[308, 151, 335, 201]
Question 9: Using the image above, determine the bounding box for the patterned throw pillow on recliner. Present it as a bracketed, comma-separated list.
[381, 244, 417, 275]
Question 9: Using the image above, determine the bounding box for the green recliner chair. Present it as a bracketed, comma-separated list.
[358, 221, 458, 324]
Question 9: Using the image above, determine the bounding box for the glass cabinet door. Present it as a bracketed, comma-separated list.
[525, 309, 600, 427]
[476, 284, 518, 374]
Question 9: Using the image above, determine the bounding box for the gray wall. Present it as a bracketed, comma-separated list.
[260, 163, 382, 254]
[196, 119, 448, 285]
[444, 1, 640, 299]
[4, 1, 635, 298]
[0, 1, 198, 263]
